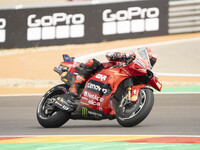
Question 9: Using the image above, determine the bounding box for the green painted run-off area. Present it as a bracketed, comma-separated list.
[0, 142, 200, 150]
[154, 85, 200, 93]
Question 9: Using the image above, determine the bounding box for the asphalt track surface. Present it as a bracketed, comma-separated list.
[0, 93, 200, 136]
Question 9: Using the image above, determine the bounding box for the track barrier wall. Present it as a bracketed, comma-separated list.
[169, 0, 200, 34]
[0, 0, 168, 49]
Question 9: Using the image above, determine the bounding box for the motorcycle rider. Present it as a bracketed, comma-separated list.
[146, 47, 157, 68]
[59, 47, 157, 111]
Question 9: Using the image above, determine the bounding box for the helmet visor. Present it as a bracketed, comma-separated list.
[150, 57, 156, 67]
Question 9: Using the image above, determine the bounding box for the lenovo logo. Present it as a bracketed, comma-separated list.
[87, 82, 108, 94]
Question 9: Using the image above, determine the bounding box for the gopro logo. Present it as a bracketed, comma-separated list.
[0, 18, 6, 43]
[27, 13, 85, 41]
[102, 7, 159, 35]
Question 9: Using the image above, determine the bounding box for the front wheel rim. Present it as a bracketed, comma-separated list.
[119, 89, 147, 120]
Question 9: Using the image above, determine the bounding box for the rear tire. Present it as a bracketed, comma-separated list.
[36, 84, 71, 128]
[116, 88, 154, 127]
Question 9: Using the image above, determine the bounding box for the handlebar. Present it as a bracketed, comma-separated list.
[54, 65, 69, 75]
[54, 67, 62, 75]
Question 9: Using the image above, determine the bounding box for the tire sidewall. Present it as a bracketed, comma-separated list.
[36, 84, 71, 128]
[116, 88, 154, 127]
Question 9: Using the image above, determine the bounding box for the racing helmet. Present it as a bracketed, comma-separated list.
[146, 48, 157, 67]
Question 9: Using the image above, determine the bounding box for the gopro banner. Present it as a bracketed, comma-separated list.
[0, 0, 168, 49]
[98, 0, 169, 41]
[0, 18, 6, 43]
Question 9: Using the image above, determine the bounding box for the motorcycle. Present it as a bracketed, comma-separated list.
[37, 48, 162, 128]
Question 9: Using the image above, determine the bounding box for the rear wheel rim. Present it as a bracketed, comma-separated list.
[38, 90, 65, 119]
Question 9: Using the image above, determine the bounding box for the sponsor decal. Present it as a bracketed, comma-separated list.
[88, 100, 101, 106]
[82, 107, 88, 118]
[27, 12, 85, 41]
[55, 101, 62, 107]
[80, 101, 89, 106]
[95, 74, 107, 81]
[61, 72, 67, 77]
[86, 80, 112, 96]
[102, 7, 160, 35]
[0, 18, 6, 43]
[62, 78, 68, 82]
[45, 87, 55, 96]
[88, 110, 102, 118]
[87, 82, 108, 94]
[99, 107, 103, 111]
[54, 101, 69, 111]
[55, 97, 69, 111]
[81, 107, 103, 118]
[81, 97, 88, 101]
[83, 91, 104, 102]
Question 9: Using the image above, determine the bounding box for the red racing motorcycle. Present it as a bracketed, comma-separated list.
[37, 48, 162, 127]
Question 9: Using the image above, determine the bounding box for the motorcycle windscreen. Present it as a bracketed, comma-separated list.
[134, 48, 152, 69]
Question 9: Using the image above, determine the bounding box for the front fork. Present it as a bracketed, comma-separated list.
[120, 78, 148, 107]
[119, 78, 133, 107]
[124, 77, 134, 101]
[127, 87, 132, 100]
[119, 86, 132, 107]
[118, 85, 135, 116]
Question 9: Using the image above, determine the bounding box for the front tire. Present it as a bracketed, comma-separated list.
[116, 88, 154, 127]
[36, 84, 70, 128]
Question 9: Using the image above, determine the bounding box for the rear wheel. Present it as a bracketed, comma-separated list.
[115, 88, 154, 127]
[36, 84, 70, 128]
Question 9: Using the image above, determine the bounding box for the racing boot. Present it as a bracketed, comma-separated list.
[68, 74, 86, 105]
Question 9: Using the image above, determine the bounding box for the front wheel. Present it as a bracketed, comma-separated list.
[36, 84, 71, 128]
[116, 88, 154, 127]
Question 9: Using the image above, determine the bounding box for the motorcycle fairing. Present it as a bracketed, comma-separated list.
[131, 84, 149, 102]
[70, 106, 115, 120]
[59, 49, 162, 117]
[61, 71, 75, 86]
[85, 79, 112, 96]
[79, 68, 128, 115]
[148, 75, 162, 91]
